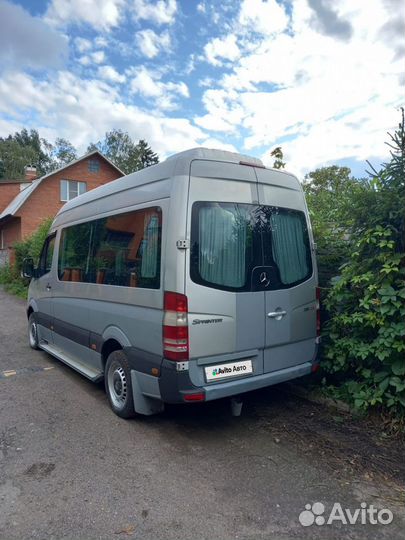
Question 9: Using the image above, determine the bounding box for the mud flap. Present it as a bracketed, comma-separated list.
[130, 370, 164, 415]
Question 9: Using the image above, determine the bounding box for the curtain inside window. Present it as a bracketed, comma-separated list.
[141, 214, 159, 278]
[270, 212, 309, 285]
[199, 204, 248, 287]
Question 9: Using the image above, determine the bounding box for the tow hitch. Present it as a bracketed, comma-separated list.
[230, 395, 243, 416]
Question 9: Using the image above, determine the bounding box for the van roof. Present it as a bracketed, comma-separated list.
[165, 147, 264, 167]
[56, 147, 267, 218]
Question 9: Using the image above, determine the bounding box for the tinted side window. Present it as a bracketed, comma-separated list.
[38, 235, 56, 276]
[58, 207, 162, 289]
[58, 222, 91, 282]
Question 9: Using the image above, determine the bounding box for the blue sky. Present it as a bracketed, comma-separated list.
[0, 0, 403, 178]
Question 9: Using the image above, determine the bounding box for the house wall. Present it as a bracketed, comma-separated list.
[0, 218, 21, 266]
[0, 183, 21, 213]
[17, 157, 122, 239]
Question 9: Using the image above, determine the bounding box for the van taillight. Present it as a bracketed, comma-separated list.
[163, 291, 189, 361]
[316, 287, 321, 336]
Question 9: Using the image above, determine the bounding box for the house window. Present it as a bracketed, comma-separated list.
[88, 159, 100, 173]
[60, 180, 86, 202]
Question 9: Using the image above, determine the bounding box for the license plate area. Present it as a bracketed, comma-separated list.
[205, 359, 253, 382]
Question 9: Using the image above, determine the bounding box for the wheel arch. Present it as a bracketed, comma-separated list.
[101, 339, 122, 368]
[100, 326, 131, 369]
[27, 300, 38, 319]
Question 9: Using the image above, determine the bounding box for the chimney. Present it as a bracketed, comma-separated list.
[24, 166, 37, 182]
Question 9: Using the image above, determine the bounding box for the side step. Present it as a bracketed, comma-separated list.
[40, 342, 103, 382]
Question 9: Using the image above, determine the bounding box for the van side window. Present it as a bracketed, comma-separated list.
[58, 222, 91, 282]
[38, 234, 56, 276]
[58, 207, 162, 288]
[190, 202, 312, 292]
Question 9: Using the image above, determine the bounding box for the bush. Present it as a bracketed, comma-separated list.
[321, 109, 405, 416]
[13, 217, 53, 273]
[323, 226, 405, 412]
[0, 217, 52, 298]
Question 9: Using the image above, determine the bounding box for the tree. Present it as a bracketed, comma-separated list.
[11, 128, 53, 175]
[270, 146, 285, 169]
[303, 166, 366, 286]
[52, 138, 78, 169]
[0, 137, 39, 179]
[365, 107, 405, 252]
[136, 139, 159, 169]
[0, 129, 78, 178]
[87, 129, 159, 174]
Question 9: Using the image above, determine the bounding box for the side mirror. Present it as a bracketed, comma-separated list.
[22, 257, 35, 279]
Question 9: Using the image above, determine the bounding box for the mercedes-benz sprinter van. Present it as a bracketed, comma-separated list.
[24, 148, 320, 417]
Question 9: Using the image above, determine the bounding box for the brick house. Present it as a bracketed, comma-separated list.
[0, 151, 124, 265]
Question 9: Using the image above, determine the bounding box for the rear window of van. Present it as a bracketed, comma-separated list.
[190, 202, 312, 292]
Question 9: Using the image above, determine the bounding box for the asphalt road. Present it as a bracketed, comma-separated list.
[0, 288, 404, 540]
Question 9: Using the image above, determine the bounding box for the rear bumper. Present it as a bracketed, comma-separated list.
[158, 359, 312, 403]
[203, 361, 312, 401]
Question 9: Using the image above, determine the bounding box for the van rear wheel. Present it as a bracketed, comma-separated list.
[105, 350, 136, 419]
[28, 313, 39, 350]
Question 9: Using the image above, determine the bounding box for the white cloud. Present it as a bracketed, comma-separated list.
[199, 137, 237, 153]
[79, 50, 106, 66]
[0, 0, 402, 180]
[133, 0, 177, 25]
[91, 51, 106, 64]
[204, 34, 240, 66]
[130, 67, 189, 110]
[78, 55, 91, 66]
[46, 0, 124, 31]
[264, 103, 401, 178]
[98, 65, 126, 83]
[95, 36, 109, 48]
[195, 88, 244, 133]
[194, 114, 236, 133]
[74, 37, 93, 53]
[197, 0, 403, 175]
[0, 70, 203, 159]
[0, 0, 68, 69]
[238, 0, 289, 36]
[135, 29, 171, 58]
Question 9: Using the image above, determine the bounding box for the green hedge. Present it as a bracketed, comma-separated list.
[0, 217, 52, 298]
[318, 109, 405, 417]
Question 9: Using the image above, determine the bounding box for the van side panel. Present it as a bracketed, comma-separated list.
[50, 194, 171, 378]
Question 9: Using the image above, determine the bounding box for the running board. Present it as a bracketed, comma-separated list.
[40, 342, 103, 382]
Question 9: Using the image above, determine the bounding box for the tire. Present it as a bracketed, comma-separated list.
[105, 350, 136, 418]
[28, 313, 40, 350]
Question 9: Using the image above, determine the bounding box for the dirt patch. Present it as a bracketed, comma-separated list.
[248, 386, 405, 492]
[24, 462, 55, 480]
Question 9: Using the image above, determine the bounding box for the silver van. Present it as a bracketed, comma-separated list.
[23, 148, 320, 418]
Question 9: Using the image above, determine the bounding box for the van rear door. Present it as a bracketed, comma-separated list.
[185, 159, 265, 387]
[256, 168, 317, 373]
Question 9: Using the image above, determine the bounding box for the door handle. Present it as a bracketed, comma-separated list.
[267, 310, 287, 320]
[46, 283, 52, 291]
